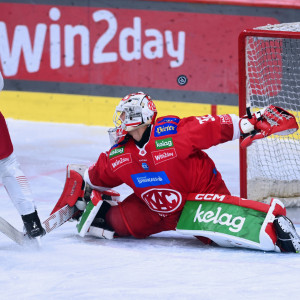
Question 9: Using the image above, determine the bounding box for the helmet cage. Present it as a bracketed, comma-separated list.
[113, 105, 143, 130]
[113, 92, 157, 132]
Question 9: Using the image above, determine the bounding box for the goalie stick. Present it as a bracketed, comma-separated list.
[0, 204, 78, 246]
[0, 164, 83, 245]
[0, 164, 120, 245]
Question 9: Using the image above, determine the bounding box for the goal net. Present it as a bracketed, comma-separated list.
[239, 22, 300, 207]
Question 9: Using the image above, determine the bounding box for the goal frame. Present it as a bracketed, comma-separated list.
[238, 27, 300, 200]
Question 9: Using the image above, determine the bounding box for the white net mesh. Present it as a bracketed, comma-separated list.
[255, 22, 300, 32]
[245, 23, 300, 207]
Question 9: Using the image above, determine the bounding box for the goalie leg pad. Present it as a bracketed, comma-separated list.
[77, 190, 116, 239]
[87, 225, 114, 240]
[177, 194, 286, 252]
[77, 198, 103, 237]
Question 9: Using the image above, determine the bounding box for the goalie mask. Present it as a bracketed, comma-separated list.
[109, 92, 157, 145]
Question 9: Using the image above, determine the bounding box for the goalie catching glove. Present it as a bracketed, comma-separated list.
[239, 105, 298, 148]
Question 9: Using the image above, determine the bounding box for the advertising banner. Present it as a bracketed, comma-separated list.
[0, 3, 278, 95]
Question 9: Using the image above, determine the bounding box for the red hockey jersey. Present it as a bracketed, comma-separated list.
[0, 111, 13, 160]
[87, 114, 238, 216]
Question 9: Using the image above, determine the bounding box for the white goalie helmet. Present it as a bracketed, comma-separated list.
[109, 92, 157, 145]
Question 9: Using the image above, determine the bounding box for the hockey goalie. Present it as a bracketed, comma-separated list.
[52, 92, 300, 253]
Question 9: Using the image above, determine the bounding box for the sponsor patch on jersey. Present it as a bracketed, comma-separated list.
[154, 124, 177, 137]
[196, 115, 215, 124]
[157, 117, 180, 124]
[110, 153, 132, 171]
[141, 188, 182, 213]
[220, 114, 232, 124]
[142, 162, 149, 170]
[109, 146, 125, 158]
[213, 167, 217, 176]
[131, 171, 170, 188]
[155, 137, 174, 150]
[152, 148, 177, 165]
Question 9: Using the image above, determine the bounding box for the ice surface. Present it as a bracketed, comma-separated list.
[1, 119, 300, 300]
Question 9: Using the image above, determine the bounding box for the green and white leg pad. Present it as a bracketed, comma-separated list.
[77, 200, 102, 237]
[177, 194, 287, 252]
[87, 225, 114, 240]
[76, 190, 116, 239]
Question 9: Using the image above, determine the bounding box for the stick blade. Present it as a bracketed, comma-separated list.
[0, 216, 25, 245]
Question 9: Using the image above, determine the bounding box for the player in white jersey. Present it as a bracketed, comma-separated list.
[0, 70, 45, 239]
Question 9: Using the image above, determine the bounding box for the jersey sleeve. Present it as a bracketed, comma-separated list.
[85, 151, 123, 190]
[178, 114, 240, 151]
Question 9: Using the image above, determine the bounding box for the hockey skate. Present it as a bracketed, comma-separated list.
[21, 210, 46, 239]
[274, 215, 300, 253]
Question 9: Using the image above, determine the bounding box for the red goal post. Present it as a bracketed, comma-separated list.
[238, 23, 300, 207]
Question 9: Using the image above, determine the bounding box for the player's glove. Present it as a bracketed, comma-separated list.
[239, 105, 298, 148]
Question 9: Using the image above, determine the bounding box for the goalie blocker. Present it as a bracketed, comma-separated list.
[50, 164, 120, 239]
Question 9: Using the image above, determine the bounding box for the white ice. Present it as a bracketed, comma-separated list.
[1, 119, 300, 300]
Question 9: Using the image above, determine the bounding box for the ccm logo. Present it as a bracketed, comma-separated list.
[194, 194, 225, 201]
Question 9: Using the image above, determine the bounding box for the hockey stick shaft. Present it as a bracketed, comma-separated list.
[0, 205, 78, 246]
[42, 204, 77, 234]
